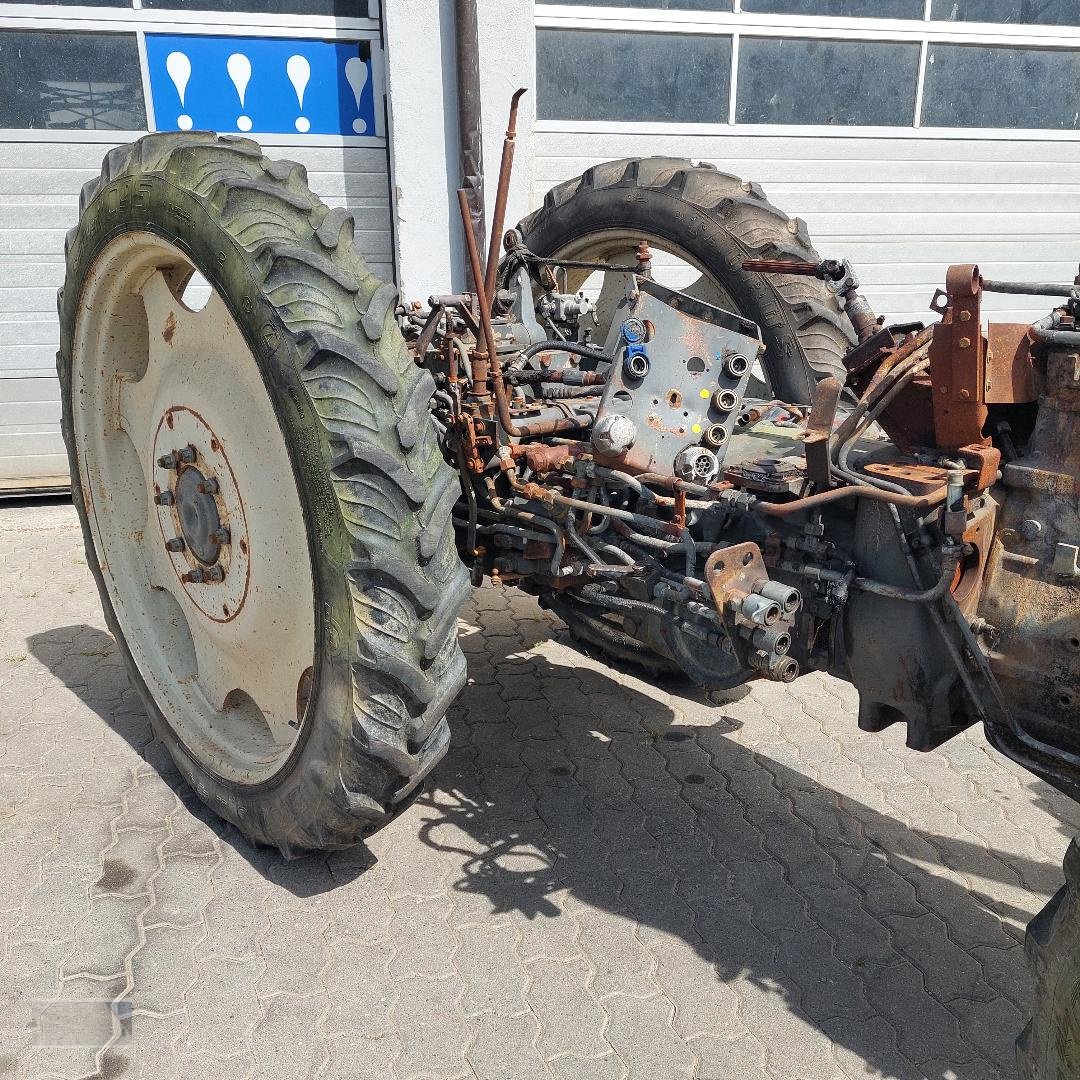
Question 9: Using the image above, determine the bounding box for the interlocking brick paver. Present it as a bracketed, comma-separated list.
[1, 500, 1075, 1079]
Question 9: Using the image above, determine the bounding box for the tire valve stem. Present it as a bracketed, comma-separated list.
[164, 537, 185, 552]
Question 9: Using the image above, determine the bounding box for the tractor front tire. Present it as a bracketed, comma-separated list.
[58, 132, 469, 855]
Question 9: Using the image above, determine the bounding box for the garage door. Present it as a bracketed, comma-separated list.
[0, 1, 391, 493]
[533, 1, 1080, 328]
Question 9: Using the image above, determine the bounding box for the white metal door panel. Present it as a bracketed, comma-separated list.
[533, 129, 1080, 326]
[0, 139, 392, 490]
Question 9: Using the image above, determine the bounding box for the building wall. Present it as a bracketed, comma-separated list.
[0, 4, 391, 491]
[531, 129, 1080, 325]
[531, 4, 1080, 326]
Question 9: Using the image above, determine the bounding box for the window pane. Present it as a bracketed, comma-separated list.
[742, 0, 923, 16]
[931, 1, 1080, 25]
[541, 0, 731, 8]
[0, 31, 146, 130]
[537, 30, 730, 123]
[736, 38, 919, 125]
[143, 0, 371, 14]
[922, 44, 1080, 128]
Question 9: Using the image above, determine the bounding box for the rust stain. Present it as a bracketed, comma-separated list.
[162, 311, 177, 345]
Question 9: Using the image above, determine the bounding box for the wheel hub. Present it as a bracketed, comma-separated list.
[153, 406, 250, 623]
[174, 465, 224, 565]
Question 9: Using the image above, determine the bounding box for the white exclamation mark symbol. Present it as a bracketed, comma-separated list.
[166, 52, 193, 131]
[227, 53, 252, 132]
[287, 55, 311, 133]
[344, 56, 368, 134]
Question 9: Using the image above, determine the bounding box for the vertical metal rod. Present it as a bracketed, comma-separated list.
[457, 188, 521, 437]
[454, 0, 485, 289]
[484, 87, 528, 308]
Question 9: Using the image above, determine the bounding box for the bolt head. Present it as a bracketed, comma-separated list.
[210, 527, 230, 545]
[1019, 518, 1043, 540]
[196, 478, 219, 495]
[157, 452, 177, 469]
[177, 446, 196, 464]
[205, 565, 225, 582]
[958, 337, 972, 349]
[154, 491, 174, 506]
[165, 537, 185, 552]
[182, 568, 206, 584]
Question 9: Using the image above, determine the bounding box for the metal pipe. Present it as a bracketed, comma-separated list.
[755, 484, 946, 517]
[454, 0, 484, 288]
[457, 187, 523, 438]
[1031, 326, 1080, 348]
[983, 279, 1076, 298]
[484, 88, 527, 307]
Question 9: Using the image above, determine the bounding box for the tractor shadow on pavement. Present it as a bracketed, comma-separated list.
[27, 615, 1080, 1079]
[411, 613, 1079, 1080]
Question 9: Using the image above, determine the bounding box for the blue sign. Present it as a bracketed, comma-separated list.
[145, 34, 376, 137]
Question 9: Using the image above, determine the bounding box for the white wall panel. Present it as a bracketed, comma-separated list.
[532, 129, 1080, 326]
[0, 138, 393, 488]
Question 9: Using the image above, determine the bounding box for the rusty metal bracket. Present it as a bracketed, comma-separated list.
[928, 264, 990, 451]
[704, 542, 768, 613]
[985, 323, 1037, 404]
[803, 376, 842, 489]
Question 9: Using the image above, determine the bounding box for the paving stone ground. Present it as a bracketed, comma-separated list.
[1, 498, 1078, 1080]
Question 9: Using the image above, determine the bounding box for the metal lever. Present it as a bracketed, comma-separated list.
[742, 258, 846, 281]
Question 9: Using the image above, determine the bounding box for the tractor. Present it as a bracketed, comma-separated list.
[57, 97, 1079, 1075]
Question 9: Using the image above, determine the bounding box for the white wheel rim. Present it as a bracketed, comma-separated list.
[72, 231, 316, 785]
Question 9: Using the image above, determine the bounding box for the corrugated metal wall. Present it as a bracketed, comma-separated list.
[0, 140, 392, 492]
[532, 130, 1080, 327]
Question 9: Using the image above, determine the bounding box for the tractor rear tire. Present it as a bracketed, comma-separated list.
[515, 156, 855, 405]
[518, 157, 853, 679]
[1018, 838, 1080, 1079]
[58, 132, 469, 856]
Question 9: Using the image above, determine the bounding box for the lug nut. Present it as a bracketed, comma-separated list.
[164, 537, 185, 552]
[154, 491, 175, 506]
[177, 445, 197, 464]
[196, 477, 219, 495]
[157, 452, 177, 469]
[205, 565, 225, 582]
[210, 528, 230, 545]
[182, 568, 206, 584]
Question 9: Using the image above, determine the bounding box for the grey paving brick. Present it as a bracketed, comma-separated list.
[690, 1033, 770, 1080]
[454, 920, 529, 1017]
[602, 994, 695, 1080]
[576, 909, 657, 1001]
[392, 975, 469, 1080]
[527, 956, 610, 1061]
[465, 1011, 547, 1080]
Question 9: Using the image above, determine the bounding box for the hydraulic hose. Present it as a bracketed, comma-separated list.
[850, 546, 961, 603]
